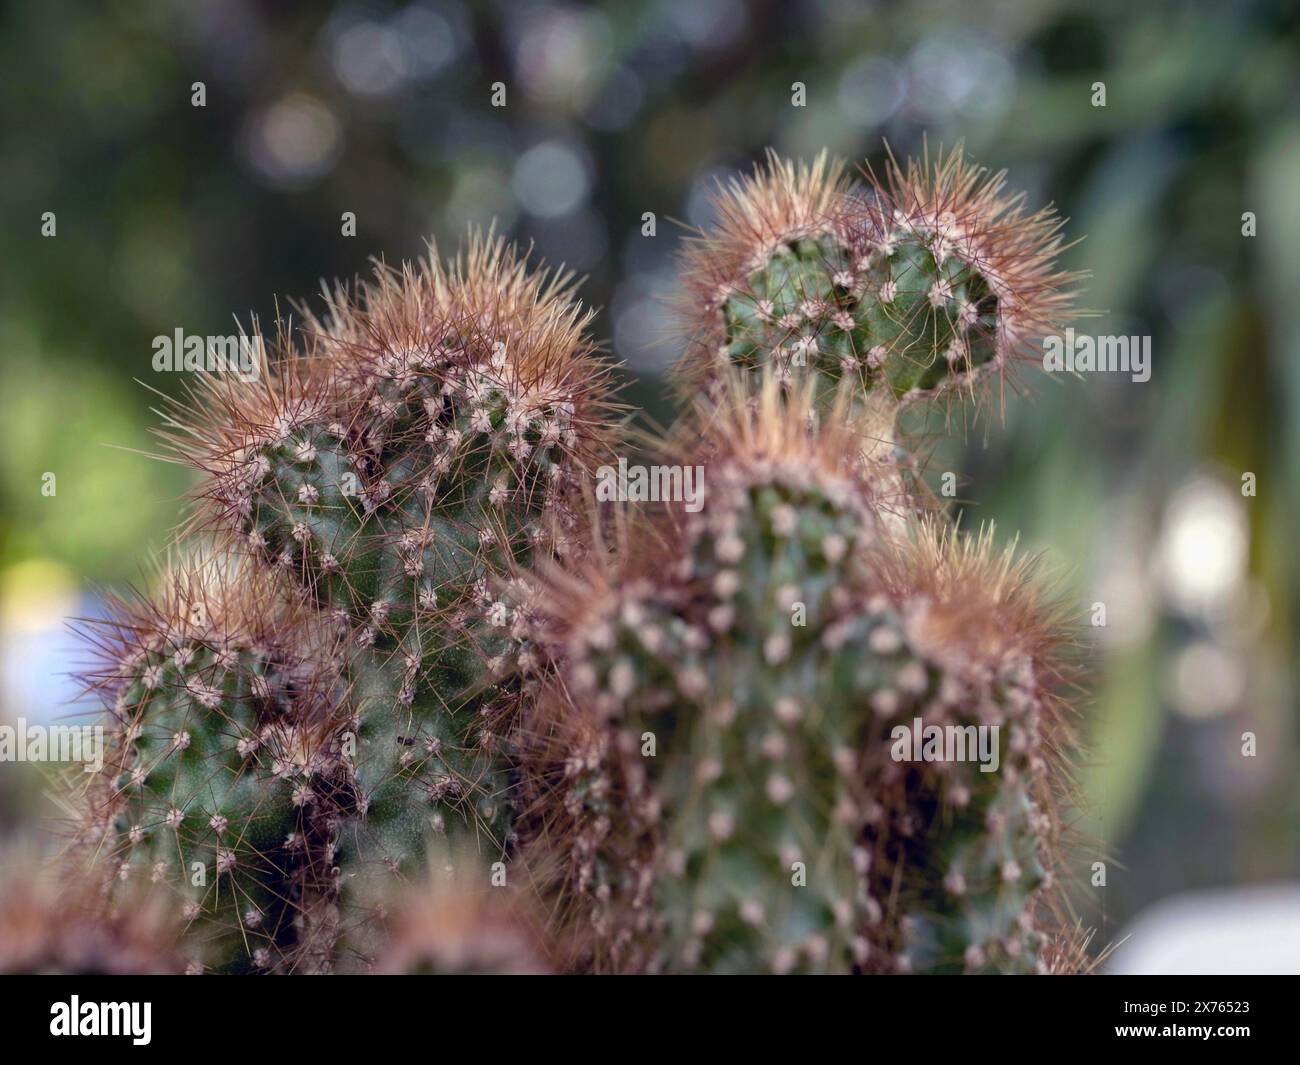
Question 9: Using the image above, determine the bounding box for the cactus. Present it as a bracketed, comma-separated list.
[513, 375, 1075, 973]
[656, 146, 1080, 972]
[27, 146, 1093, 976]
[513, 379, 879, 972]
[152, 234, 615, 969]
[72, 554, 342, 973]
[851, 520, 1075, 973]
[676, 148, 1077, 473]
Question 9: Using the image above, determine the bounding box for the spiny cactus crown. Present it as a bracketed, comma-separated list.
[678, 149, 1076, 423]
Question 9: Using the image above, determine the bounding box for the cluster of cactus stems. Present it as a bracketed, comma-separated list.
[12, 145, 1093, 974]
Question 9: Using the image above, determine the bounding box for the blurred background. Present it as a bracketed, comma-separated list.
[2, 0, 1297, 970]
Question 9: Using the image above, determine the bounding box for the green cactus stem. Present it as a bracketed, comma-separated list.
[515, 374, 1074, 974]
[163, 235, 616, 967]
[75, 557, 341, 973]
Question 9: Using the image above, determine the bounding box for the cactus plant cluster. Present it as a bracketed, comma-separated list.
[9, 146, 1091, 975]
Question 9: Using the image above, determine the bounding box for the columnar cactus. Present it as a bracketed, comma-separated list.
[514, 378, 883, 972]
[31, 146, 1092, 976]
[74, 554, 343, 972]
[513, 375, 1074, 973]
[159, 235, 615, 968]
[850, 522, 1073, 972]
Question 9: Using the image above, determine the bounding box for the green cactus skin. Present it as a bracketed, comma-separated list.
[719, 232, 998, 405]
[677, 150, 1076, 482]
[518, 382, 880, 972]
[635, 480, 879, 974]
[105, 648, 300, 972]
[531, 527, 1062, 976]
